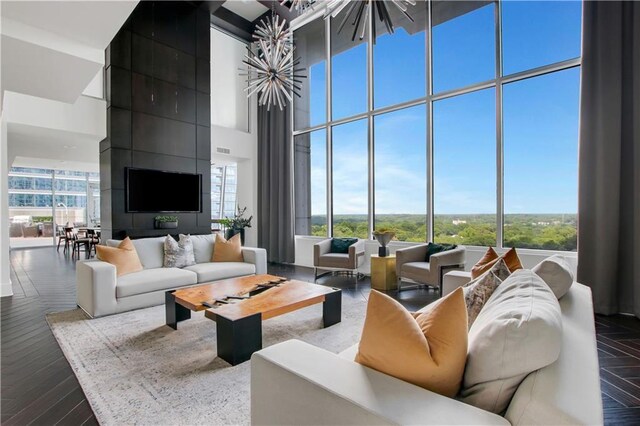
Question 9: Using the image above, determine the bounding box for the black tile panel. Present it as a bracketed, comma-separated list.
[196, 92, 210, 127]
[131, 34, 196, 90]
[196, 125, 211, 160]
[110, 148, 132, 190]
[131, 72, 196, 123]
[196, 58, 210, 94]
[106, 30, 131, 70]
[107, 66, 132, 110]
[131, 112, 196, 158]
[108, 107, 132, 150]
[197, 159, 211, 195]
[131, 151, 196, 174]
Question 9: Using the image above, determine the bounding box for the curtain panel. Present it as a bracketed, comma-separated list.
[577, 0, 640, 316]
[257, 105, 295, 263]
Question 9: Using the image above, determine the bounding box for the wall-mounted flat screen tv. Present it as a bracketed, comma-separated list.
[126, 168, 202, 213]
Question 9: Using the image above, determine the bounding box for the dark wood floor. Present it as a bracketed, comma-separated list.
[2, 247, 640, 425]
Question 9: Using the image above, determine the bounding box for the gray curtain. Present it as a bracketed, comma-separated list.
[577, 1, 640, 317]
[257, 104, 295, 263]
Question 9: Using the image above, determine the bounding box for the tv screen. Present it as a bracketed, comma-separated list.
[126, 168, 202, 213]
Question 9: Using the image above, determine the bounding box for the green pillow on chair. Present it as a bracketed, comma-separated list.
[331, 238, 358, 254]
[426, 242, 457, 261]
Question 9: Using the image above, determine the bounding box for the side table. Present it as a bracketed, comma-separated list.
[370, 254, 397, 291]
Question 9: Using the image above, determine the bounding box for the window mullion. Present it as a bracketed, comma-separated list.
[495, 0, 504, 250]
[426, 0, 434, 243]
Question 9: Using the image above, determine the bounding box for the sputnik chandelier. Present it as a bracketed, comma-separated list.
[324, 0, 416, 42]
[240, 3, 306, 110]
[281, 0, 315, 14]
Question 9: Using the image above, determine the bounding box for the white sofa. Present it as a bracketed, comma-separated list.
[251, 270, 602, 425]
[76, 234, 267, 318]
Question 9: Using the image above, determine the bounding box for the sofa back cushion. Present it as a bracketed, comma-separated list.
[107, 237, 165, 269]
[191, 234, 215, 264]
[96, 237, 143, 277]
[459, 270, 562, 414]
[531, 255, 574, 299]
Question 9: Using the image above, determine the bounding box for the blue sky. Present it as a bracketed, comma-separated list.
[302, 1, 582, 216]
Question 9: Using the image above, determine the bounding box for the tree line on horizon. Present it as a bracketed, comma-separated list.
[308, 213, 577, 251]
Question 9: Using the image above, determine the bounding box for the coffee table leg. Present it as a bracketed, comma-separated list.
[216, 313, 262, 366]
[165, 290, 191, 330]
[323, 290, 342, 328]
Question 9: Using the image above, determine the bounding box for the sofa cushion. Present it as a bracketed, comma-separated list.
[116, 267, 198, 298]
[107, 237, 165, 269]
[212, 233, 244, 262]
[401, 262, 430, 283]
[459, 270, 562, 414]
[183, 262, 255, 283]
[96, 237, 143, 277]
[355, 288, 468, 397]
[532, 255, 574, 299]
[191, 234, 215, 264]
[330, 238, 358, 254]
[317, 253, 351, 269]
[471, 247, 523, 279]
[163, 234, 196, 268]
[463, 259, 511, 328]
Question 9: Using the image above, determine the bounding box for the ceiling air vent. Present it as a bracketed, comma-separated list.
[216, 147, 231, 155]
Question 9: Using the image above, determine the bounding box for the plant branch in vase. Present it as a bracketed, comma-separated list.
[221, 206, 253, 245]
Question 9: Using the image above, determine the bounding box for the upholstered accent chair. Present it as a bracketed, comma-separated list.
[396, 245, 466, 294]
[313, 239, 366, 282]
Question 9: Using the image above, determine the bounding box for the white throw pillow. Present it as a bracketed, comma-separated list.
[531, 255, 574, 299]
[163, 234, 196, 268]
[459, 270, 562, 414]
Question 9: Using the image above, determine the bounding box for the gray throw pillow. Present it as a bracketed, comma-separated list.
[462, 259, 511, 329]
[163, 234, 196, 268]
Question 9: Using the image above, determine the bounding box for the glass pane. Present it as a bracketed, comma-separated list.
[331, 10, 367, 120]
[55, 170, 87, 226]
[374, 104, 427, 242]
[294, 129, 327, 236]
[503, 68, 579, 251]
[332, 119, 368, 238]
[432, 1, 495, 93]
[294, 18, 326, 130]
[8, 168, 55, 248]
[502, 1, 582, 75]
[373, 1, 427, 108]
[433, 88, 496, 246]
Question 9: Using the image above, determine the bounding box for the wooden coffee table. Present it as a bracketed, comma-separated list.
[165, 274, 342, 365]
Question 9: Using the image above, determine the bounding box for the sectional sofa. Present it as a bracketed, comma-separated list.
[251, 266, 602, 425]
[76, 234, 267, 318]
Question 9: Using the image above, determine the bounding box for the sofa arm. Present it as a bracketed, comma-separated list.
[76, 260, 117, 318]
[242, 247, 267, 275]
[251, 340, 509, 426]
[443, 270, 473, 296]
[348, 240, 365, 266]
[313, 239, 332, 266]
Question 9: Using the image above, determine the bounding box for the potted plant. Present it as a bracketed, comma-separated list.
[220, 206, 252, 244]
[373, 228, 396, 257]
[154, 215, 178, 229]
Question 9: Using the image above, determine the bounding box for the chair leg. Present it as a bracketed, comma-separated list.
[314, 267, 318, 282]
[57, 237, 62, 252]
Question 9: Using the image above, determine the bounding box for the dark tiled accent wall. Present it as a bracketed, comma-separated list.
[101, 1, 211, 240]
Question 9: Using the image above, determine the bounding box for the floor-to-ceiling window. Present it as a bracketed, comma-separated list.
[211, 163, 238, 220]
[293, 0, 581, 251]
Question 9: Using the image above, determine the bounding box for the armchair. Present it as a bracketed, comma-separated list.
[395, 244, 465, 295]
[313, 239, 366, 283]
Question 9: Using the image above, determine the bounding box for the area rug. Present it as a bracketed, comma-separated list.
[46, 293, 367, 425]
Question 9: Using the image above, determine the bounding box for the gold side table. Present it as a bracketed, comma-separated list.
[370, 254, 397, 291]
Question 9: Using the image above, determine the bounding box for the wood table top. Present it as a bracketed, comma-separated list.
[171, 274, 340, 322]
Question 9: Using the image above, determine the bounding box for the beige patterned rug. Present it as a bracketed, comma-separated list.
[47, 293, 367, 425]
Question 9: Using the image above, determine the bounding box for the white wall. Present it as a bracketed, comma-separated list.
[294, 236, 578, 276]
[0, 114, 12, 297]
[210, 28, 259, 247]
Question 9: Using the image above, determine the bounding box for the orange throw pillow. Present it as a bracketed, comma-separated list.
[212, 233, 244, 262]
[355, 288, 468, 397]
[96, 237, 143, 277]
[471, 247, 523, 279]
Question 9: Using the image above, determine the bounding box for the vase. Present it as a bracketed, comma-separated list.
[373, 232, 395, 257]
[225, 228, 245, 245]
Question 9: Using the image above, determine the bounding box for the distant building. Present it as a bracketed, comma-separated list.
[452, 219, 467, 225]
